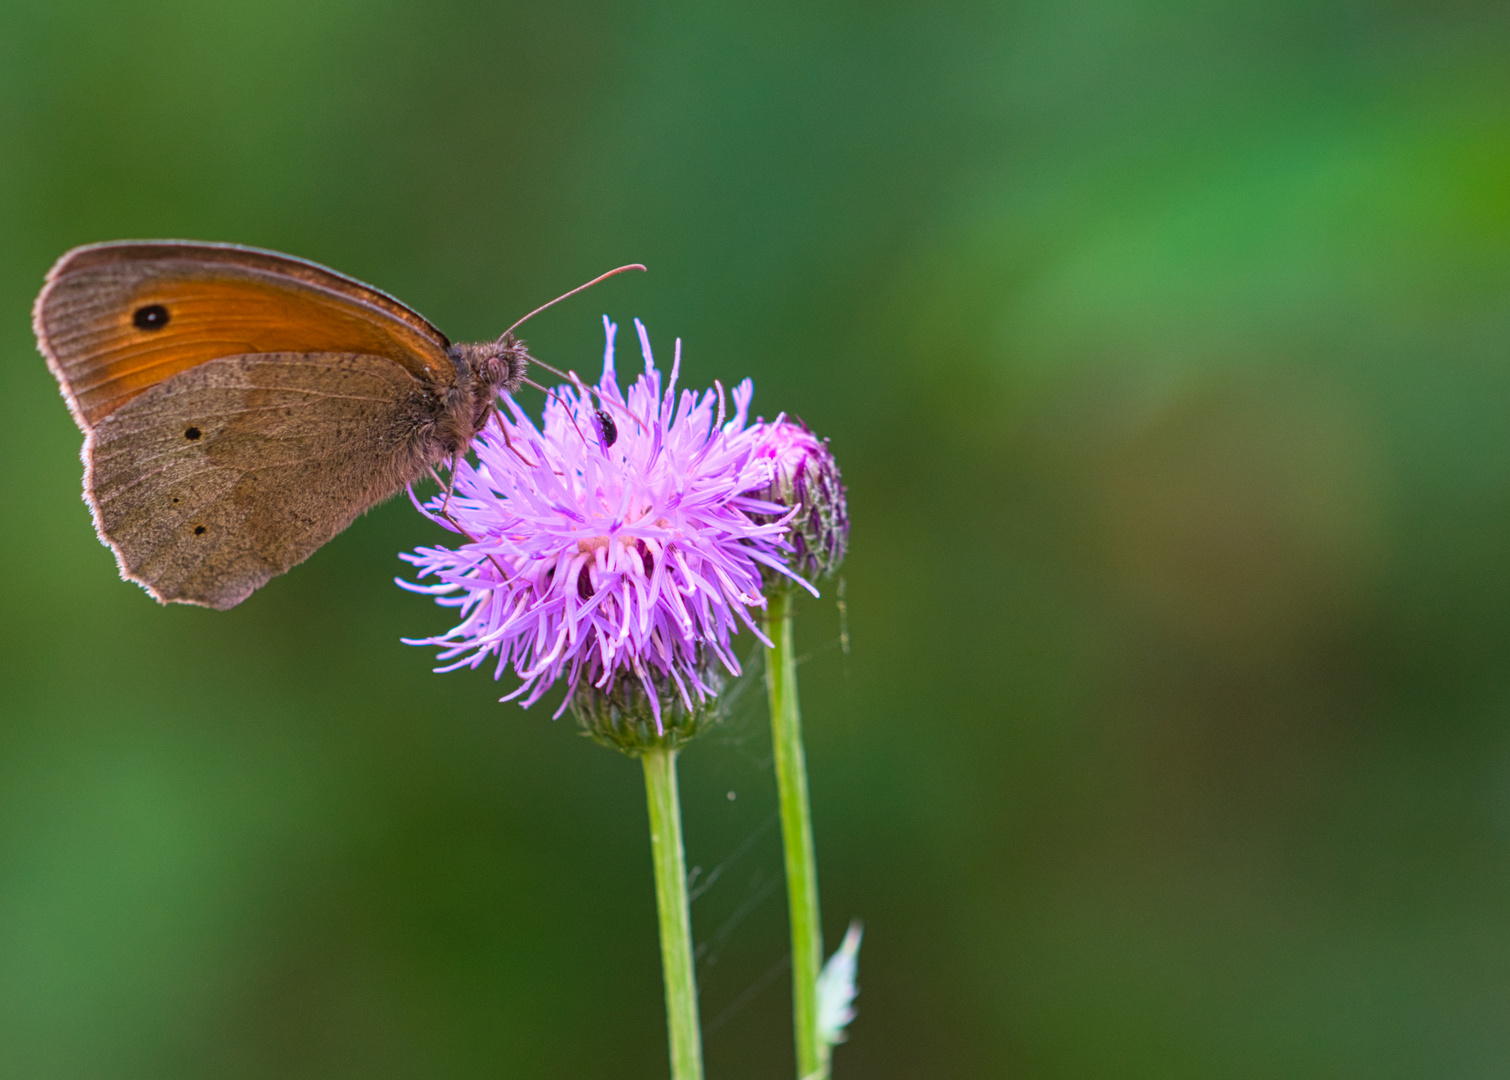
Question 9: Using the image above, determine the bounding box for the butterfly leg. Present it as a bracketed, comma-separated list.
[423, 465, 514, 589]
[498, 424, 540, 469]
[440, 451, 462, 516]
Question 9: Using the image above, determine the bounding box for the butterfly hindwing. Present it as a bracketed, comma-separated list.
[86, 351, 442, 609]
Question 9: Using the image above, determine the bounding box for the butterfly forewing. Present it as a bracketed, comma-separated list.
[35, 241, 455, 429]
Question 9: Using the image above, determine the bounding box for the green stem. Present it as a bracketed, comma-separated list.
[765, 586, 828, 1080]
[642, 744, 704, 1080]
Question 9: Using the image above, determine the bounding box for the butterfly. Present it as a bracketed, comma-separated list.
[33, 240, 639, 609]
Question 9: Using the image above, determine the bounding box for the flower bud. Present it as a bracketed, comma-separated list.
[571, 663, 727, 756]
[754, 418, 848, 584]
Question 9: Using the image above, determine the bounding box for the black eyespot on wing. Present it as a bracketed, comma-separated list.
[194, 525, 206, 535]
[184, 427, 201, 440]
[133, 304, 170, 330]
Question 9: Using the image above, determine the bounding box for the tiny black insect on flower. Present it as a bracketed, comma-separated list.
[595, 409, 618, 448]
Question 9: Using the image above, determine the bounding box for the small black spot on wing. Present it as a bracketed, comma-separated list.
[184, 427, 201, 440]
[194, 525, 206, 535]
[133, 304, 169, 331]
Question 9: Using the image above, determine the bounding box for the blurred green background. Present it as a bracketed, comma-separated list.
[3, 1, 1510, 1076]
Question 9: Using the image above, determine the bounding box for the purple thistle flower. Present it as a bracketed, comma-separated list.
[750, 416, 849, 584]
[399, 317, 813, 736]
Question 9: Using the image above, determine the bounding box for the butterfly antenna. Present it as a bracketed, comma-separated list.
[502, 264, 654, 442]
[503, 264, 646, 337]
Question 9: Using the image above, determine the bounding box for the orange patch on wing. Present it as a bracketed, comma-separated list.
[41, 267, 453, 427]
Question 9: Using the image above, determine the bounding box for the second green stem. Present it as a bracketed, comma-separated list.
[765, 585, 828, 1080]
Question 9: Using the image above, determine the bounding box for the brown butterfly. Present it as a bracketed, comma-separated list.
[33, 240, 640, 610]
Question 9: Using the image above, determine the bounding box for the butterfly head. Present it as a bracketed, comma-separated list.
[451, 333, 531, 400]
[439, 264, 645, 455]
[439, 334, 534, 453]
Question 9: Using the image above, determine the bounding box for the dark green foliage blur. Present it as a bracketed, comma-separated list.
[3, 1, 1509, 1076]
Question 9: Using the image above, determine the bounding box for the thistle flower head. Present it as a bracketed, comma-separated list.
[399, 318, 811, 739]
[751, 416, 848, 583]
